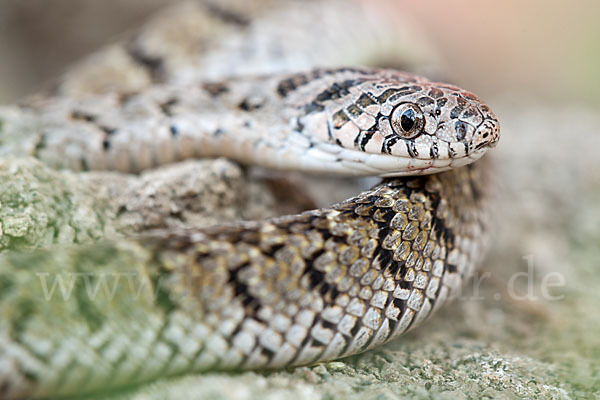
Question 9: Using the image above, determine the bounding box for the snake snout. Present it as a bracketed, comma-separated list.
[473, 118, 500, 150]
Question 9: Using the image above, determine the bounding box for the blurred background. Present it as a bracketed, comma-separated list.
[0, 0, 598, 105]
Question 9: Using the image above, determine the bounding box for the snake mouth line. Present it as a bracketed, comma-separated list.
[303, 136, 492, 177]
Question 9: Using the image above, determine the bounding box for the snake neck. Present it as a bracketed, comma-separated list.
[140, 163, 490, 368]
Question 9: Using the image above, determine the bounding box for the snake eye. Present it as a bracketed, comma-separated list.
[391, 103, 425, 139]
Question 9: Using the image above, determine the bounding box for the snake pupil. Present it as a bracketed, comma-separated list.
[400, 109, 416, 132]
[391, 104, 424, 139]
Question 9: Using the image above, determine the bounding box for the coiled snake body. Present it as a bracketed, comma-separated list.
[0, 2, 500, 399]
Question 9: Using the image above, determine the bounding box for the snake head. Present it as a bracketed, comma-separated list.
[411, 81, 501, 153]
[296, 68, 500, 176]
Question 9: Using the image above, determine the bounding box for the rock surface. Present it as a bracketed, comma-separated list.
[0, 153, 278, 251]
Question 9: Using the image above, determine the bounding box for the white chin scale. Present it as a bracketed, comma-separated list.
[293, 142, 487, 177]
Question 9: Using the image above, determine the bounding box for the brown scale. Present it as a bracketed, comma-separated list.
[143, 162, 489, 370]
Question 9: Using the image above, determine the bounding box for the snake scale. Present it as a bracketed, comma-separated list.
[0, 1, 500, 398]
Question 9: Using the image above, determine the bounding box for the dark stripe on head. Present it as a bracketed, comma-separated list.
[417, 96, 434, 107]
[448, 145, 457, 158]
[377, 89, 397, 104]
[315, 79, 360, 102]
[407, 141, 418, 158]
[332, 109, 350, 129]
[346, 104, 363, 118]
[430, 142, 439, 159]
[357, 131, 375, 151]
[356, 92, 378, 109]
[383, 136, 400, 154]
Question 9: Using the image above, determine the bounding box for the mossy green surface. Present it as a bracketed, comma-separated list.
[0, 157, 113, 251]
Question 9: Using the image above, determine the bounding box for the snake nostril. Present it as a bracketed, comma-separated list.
[475, 118, 500, 147]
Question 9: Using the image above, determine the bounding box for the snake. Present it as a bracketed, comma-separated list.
[0, 1, 500, 399]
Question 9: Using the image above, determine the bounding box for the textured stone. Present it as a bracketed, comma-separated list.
[0, 152, 277, 252]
